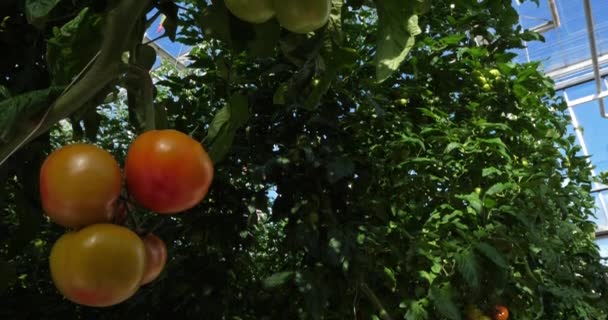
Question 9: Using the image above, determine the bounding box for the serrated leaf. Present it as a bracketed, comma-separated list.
[46, 8, 104, 85]
[444, 142, 461, 153]
[482, 167, 501, 177]
[205, 93, 250, 163]
[375, 0, 427, 82]
[485, 182, 512, 196]
[456, 249, 480, 289]
[475, 242, 508, 269]
[262, 271, 294, 289]
[405, 299, 429, 320]
[428, 283, 461, 320]
[0, 86, 64, 143]
[25, 0, 60, 25]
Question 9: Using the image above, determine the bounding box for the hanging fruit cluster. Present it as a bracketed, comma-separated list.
[40, 130, 214, 307]
[224, 0, 331, 34]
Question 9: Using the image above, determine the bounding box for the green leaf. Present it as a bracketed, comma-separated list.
[428, 283, 461, 320]
[482, 167, 501, 177]
[262, 271, 294, 289]
[374, 0, 427, 82]
[485, 182, 513, 196]
[25, 0, 61, 25]
[383, 267, 397, 290]
[404, 299, 429, 320]
[0, 86, 64, 143]
[444, 142, 461, 153]
[475, 242, 508, 269]
[455, 249, 480, 289]
[46, 8, 104, 85]
[205, 93, 250, 163]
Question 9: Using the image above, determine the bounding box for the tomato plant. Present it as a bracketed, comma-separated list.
[493, 305, 509, 320]
[274, 0, 331, 34]
[49, 224, 146, 307]
[39, 144, 122, 228]
[141, 233, 168, 285]
[124, 130, 214, 214]
[224, 0, 275, 24]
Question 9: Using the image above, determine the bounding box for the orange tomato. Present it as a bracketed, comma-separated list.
[49, 224, 146, 307]
[124, 130, 214, 214]
[140, 233, 168, 285]
[40, 144, 122, 228]
[493, 305, 509, 320]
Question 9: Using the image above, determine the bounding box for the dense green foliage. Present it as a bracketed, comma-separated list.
[1, 0, 608, 319]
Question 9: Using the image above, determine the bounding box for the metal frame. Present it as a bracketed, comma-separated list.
[582, 0, 608, 118]
[143, 34, 188, 71]
[564, 92, 608, 236]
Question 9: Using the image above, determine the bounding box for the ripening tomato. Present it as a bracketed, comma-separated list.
[125, 130, 214, 214]
[49, 224, 146, 307]
[465, 305, 485, 320]
[40, 144, 122, 228]
[493, 305, 509, 320]
[224, 0, 275, 24]
[140, 233, 168, 285]
[274, 0, 331, 34]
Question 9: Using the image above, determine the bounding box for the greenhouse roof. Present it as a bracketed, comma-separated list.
[514, 0, 608, 230]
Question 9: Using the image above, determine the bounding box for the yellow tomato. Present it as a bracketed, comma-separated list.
[49, 224, 146, 307]
[40, 144, 122, 228]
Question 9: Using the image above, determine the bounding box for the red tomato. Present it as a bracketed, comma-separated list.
[49, 224, 146, 307]
[124, 130, 214, 214]
[40, 144, 122, 228]
[493, 305, 509, 320]
[140, 233, 168, 285]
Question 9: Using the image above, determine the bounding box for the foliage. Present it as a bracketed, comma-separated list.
[0, 0, 607, 319]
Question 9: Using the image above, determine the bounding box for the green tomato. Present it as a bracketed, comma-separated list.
[481, 83, 492, 92]
[274, 0, 331, 34]
[489, 68, 501, 78]
[224, 0, 275, 24]
[465, 305, 485, 320]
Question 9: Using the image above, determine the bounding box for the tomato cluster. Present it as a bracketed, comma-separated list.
[40, 130, 213, 307]
[224, 0, 331, 34]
